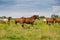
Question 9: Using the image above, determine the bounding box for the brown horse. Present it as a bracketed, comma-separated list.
[54, 18, 60, 23]
[43, 18, 55, 24]
[15, 15, 40, 28]
[15, 17, 26, 27]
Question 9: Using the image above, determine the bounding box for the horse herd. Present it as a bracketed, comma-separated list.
[0, 15, 60, 28]
[44, 18, 60, 24]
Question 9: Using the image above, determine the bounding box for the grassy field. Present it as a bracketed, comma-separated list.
[0, 19, 60, 40]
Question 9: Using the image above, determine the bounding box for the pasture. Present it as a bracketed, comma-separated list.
[0, 19, 60, 40]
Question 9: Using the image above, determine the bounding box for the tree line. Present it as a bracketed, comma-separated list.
[40, 14, 60, 18]
[0, 16, 12, 19]
[0, 14, 60, 19]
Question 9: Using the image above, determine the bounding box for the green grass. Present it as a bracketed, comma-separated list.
[0, 19, 60, 40]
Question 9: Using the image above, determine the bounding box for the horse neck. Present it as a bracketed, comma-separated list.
[30, 17, 36, 20]
[8, 18, 10, 22]
[53, 18, 56, 21]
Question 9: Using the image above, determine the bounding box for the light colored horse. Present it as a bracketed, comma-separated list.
[0, 18, 8, 23]
[43, 19, 46, 21]
[0, 17, 11, 24]
[43, 18, 46, 23]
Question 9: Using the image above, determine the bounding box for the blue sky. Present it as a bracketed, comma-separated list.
[0, 0, 60, 18]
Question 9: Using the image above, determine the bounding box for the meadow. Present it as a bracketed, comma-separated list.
[0, 19, 60, 40]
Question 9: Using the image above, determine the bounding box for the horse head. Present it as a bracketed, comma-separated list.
[8, 17, 11, 23]
[31, 15, 40, 20]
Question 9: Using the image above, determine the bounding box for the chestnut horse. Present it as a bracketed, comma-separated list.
[54, 18, 60, 23]
[43, 18, 55, 24]
[44, 18, 60, 24]
[15, 15, 40, 28]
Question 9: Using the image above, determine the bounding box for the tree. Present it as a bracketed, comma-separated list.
[2, 16, 6, 18]
[51, 14, 59, 18]
[40, 16, 45, 18]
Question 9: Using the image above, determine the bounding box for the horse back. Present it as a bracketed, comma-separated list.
[25, 18, 34, 24]
[15, 18, 26, 23]
[55, 18, 60, 23]
[46, 18, 54, 21]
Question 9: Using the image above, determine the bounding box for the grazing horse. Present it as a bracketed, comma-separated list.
[0, 17, 11, 24]
[43, 18, 55, 24]
[15, 15, 40, 28]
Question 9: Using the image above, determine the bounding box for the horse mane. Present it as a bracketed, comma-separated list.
[31, 15, 39, 19]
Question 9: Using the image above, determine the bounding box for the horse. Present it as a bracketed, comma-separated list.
[54, 18, 60, 23]
[0, 17, 11, 24]
[15, 15, 40, 28]
[24, 15, 40, 25]
[43, 18, 55, 24]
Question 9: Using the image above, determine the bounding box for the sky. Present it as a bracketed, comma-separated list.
[0, 0, 60, 18]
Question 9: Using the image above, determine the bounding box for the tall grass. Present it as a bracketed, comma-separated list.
[0, 19, 60, 40]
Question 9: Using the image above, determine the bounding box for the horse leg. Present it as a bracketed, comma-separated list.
[22, 24, 24, 27]
[15, 21, 17, 25]
[7, 21, 10, 25]
[31, 22, 34, 27]
[46, 21, 48, 24]
[47, 21, 50, 25]
[22, 23, 25, 28]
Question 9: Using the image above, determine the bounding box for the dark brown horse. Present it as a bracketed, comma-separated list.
[15, 15, 40, 28]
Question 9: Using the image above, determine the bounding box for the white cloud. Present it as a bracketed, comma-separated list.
[0, 0, 40, 9]
[0, 11, 52, 18]
[0, 0, 59, 18]
[52, 6, 60, 15]
[52, 6, 60, 14]
[52, 6, 60, 11]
